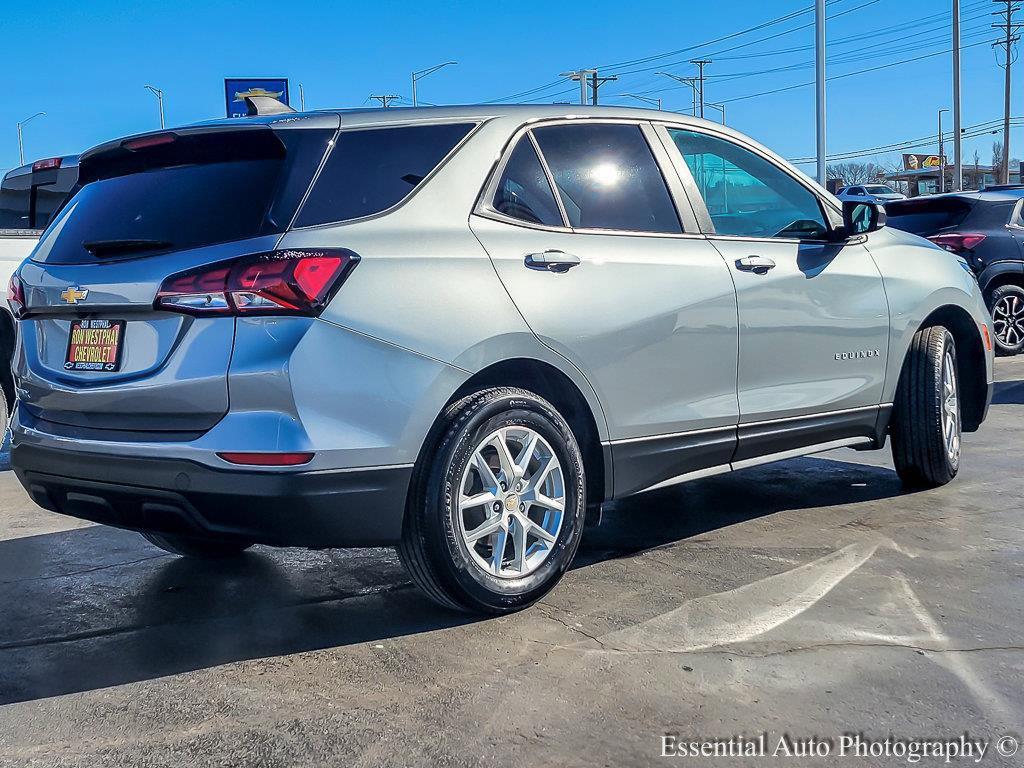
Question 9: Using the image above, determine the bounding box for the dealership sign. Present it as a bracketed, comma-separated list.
[902, 154, 947, 171]
[224, 78, 290, 118]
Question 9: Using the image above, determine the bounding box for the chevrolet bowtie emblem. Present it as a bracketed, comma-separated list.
[60, 287, 89, 305]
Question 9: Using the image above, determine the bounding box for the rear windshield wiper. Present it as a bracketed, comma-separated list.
[82, 238, 173, 256]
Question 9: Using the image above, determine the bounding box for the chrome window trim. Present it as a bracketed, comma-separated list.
[288, 119, 485, 232]
[652, 120, 844, 241]
[473, 117, 692, 238]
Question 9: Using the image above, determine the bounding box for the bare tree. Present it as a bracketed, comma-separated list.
[827, 161, 884, 186]
[992, 141, 1005, 172]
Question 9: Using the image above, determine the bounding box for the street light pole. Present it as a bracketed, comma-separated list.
[938, 108, 949, 193]
[144, 85, 165, 129]
[411, 61, 457, 107]
[953, 0, 963, 190]
[16, 111, 45, 166]
[815, 0, 827, 185]
[621, 94, 662, 110]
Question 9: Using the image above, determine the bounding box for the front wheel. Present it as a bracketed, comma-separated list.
[399, 387, 586, 614]
[890, 325, 961, 488]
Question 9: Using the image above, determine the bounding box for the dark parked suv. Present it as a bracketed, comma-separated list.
[886, 189, 1024, 355]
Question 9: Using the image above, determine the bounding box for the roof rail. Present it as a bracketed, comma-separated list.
[244, 96, 296, 117]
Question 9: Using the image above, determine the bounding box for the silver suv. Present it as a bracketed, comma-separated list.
[9, 106, 994, 614]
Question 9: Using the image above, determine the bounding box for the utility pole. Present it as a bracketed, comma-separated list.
[411, 61, 457, 107]
[993, 0, 1022, 184]
[622, 94, 662, 110]
[939, 108, 949, 193]
[655, 72, 698, 115]
[144, 85, 165, 129]
[588, 71, 619, 105]
[16, 111, 46, 166]
[815, 0, 827, 185]
[369, 94, 401, 108]
[299, 83, 306, 111]
[689, 59, 712, 118]
[706, 102, 727, 125]
[953, 0, 963, 190]
[560, 70, 597, 105]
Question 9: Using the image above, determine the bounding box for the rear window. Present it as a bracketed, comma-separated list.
[294, 122, 475, 227]
[885, 197, 974, 236]
[0, 163, 78, 231]
[32, 128, 333, 265]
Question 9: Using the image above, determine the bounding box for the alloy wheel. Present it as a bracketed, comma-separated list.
[457, 426, 565, 579]
[992, 294, 1024, 348]
[941, 348, 961, 464]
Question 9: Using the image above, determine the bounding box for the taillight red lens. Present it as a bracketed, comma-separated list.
[217, 452, 315, 466]
[7, 275, 25, 318]
[155, 249, 358, 317]
[122, 133, 177, 151]
[32, 157, 62, 172]
[927, 233, 987, 253]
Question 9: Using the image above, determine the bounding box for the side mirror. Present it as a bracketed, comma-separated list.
[842, 200, 887, 237]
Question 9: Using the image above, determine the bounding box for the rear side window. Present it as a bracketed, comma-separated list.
[885, 198, 974, 235]
[32, 128, 333, 265]
[531, 123, 682, 234]
[295, 123, 474, 227]
[0, 182, 30, 229]
[492, 136, 564, 227]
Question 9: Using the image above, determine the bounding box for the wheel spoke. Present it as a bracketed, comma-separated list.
[460, 489, 499, 512]
[472, 452, 500, 491]
[514, 433, 539, 479]
[511, 516, 529, 572]
[517, 513, 557, 544]
[489, 430, 517, 485]
[530, 492, 565, 513]
[489, 526, 509, 573]
[464, 516, 504, 544]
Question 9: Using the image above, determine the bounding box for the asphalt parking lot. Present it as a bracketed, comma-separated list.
[1, 361, 1022, 767]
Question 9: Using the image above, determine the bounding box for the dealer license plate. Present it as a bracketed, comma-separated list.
[64, 319, 126, 372]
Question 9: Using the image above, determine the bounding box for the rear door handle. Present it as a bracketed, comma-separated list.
[525, 250, 581, 273]
[735, 255, 776, 273]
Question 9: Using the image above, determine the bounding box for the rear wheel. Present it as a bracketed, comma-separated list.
[988, 284, 1024, 356]
[399, 387, 586, 614]
[891, 325, 961, 488]
[142, 532, 253, 559]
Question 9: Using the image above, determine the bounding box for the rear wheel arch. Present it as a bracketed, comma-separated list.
[911, 305, 987, 432]
[979, 265, 1024, 301]
[419, 358, 608, 510]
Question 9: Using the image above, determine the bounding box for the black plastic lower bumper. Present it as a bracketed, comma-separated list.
[12, 443, 412, 547]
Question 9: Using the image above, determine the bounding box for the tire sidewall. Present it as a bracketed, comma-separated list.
[427, 391, 586, 612]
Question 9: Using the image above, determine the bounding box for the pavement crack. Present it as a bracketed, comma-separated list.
[532, 604, 609, 649]
[0, 554, 170, 585]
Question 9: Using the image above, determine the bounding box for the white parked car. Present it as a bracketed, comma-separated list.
[0, 156, 78, 422]
[836, 184, 906, 205]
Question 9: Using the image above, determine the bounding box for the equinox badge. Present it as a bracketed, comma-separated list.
[60, 287, 89, 305]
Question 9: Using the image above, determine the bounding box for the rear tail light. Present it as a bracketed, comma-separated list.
[155, 249, 359, 317]
[122, 133, 177, 151]
[217, 452, 315, 466]
[927, 233, 987, 253]
[7, 275, 25, 319]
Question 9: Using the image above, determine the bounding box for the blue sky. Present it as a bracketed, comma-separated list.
[2, 0, 1020, 174]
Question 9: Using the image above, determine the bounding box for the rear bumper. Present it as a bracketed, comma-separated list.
[12, 443, 412, 547]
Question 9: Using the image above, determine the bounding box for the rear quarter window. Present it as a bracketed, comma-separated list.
[884, 198, 974, 235]
[294, 122, 475, 227]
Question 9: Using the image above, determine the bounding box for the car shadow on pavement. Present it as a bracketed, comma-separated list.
[0, 455, 905, 705]
[991, 379, 1024, 405]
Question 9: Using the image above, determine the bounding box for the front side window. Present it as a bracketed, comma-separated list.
[668, 128, 829, 240]
[531, 123, 682, 234]
[491, 136, 564, 227]
[296, 122, 474, 227]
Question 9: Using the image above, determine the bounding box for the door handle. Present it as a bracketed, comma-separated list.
[735, 255, 776, 274]
[524, 250, 581, 273]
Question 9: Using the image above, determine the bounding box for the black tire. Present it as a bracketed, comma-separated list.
[891, 325, 961, 489]
[987, 284, 1024, 356]
[399, 387, 586, 614]
[141, 531, 253, 559]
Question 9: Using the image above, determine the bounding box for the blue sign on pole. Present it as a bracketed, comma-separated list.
[224, 78, 290, 118]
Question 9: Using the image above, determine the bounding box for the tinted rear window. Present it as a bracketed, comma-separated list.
[294, 122, 474, 227]
[32, 128, 333, 264]
[885, 197, 974, 235]
[0, 164, 77, 231]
